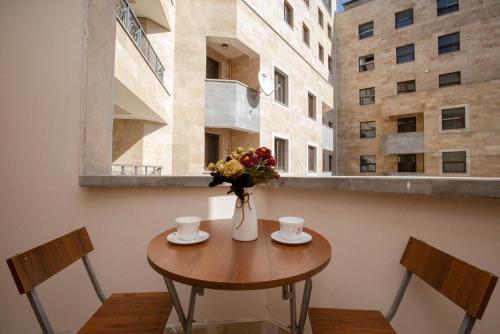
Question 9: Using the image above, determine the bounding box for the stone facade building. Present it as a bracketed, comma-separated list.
[335, 0, 500, 176]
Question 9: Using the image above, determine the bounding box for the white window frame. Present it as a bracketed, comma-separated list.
[307, 143, 319, 175]
[306, 90, 318, 123]
[272, 132, 291, 175]
[439, 104, 470, 133]
[439, 149, 470, 176]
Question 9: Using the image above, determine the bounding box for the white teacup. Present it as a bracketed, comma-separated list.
[175, 216, 201, 240]
[279, 217, 304, 241]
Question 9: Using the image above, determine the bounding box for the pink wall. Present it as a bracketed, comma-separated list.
[1, 1, 499, 333]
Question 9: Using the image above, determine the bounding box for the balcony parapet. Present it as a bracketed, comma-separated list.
[382, 132, 424, 155]
[116, 0, 165, 83]
[322, 125, 334, 151]
[205, 80, 260, 133]
[384, 172, 424, 177]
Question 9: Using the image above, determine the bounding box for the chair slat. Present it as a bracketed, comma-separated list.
[400, 237, 497, 319]
[6, 227, 94, 294]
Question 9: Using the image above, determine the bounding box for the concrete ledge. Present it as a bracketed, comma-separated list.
[79, 175, 500, 199]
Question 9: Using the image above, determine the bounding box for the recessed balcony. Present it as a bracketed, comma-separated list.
[382, 132, 424, 155]
[205, 79, 260, 133]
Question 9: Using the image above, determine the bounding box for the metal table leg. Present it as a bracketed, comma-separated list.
[164, 277, 203, 334]
[283, 278, 313, 334]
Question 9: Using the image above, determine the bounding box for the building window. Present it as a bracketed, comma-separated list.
[303, 0, 309, 7]
[397, 80, 416, 94]
[398, 154, 417, 173]
[318, 8, 324, 27]
[324, 153, 333, 172]
[438, 32, 460, 54]
[303, 24, 310, 46]
[360, 155, 376, 172]
[439, 71, 461, 87]
[284, 1, 293, 28]
[442, 107, 466, 130]
[442, 151, 466, 173]
[396, 44, 415, 64]
[205, 133, 219, 166]
[359, 87, 375, 105]
[308, 92, 316, 120]
[274, 68, 289, 106]
[327, 24, 333, 40]
[359, 21, 374, 39]
[437, 0, 459, 16]
[360, 121, 376, 138]
[319, 44, 324, 62]
[274, 137, 289, 173]
[308, 145, 317, 173]
[328, 55, 333, 72]
[359, 54, 374, 72]
[206, 57, 220, 79]
[398, 117, 417, 133]
[395, 8, 414, 29]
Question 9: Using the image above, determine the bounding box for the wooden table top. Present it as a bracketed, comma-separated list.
[147, 219, 332, 290]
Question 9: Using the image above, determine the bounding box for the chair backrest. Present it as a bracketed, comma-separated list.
[400, 237, 497, 319]
[7, 227, 94, 294]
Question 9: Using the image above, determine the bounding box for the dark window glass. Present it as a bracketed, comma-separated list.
[328, 55, 332, 72]
[303, 24, 310, 46]
[438, 32, 460, 54]
[396, 44, 415, 64]
[398, 154, 417, 173]
[308, 92, 316, 119]
[443, 151, 466, 173]
[359, 54, 374, 72]
[274, 137, 289, 172]
[319, 44, 324, 62]
[328, 121, 334, 128]
[397, 80, 416, 94]
[360, 121, 376, 138]
[442, 107, 466, 130]
[359, 21, 373, 39]
[360, 155, 376, 172]
[308, 146, 317, 172]
[359, 87, 375, 105]
[439, 71, 461, 87]
[395, 8, 414, 29]
[303, 0, 309, 7]
[328, 24, 333, 40]
[284, 2, 293, 27]
[274, 69, 288, 105]
[318, 8, 324, 27]
[205, 133, 219, 166]
[324, 153, 334, 172]
[437, 0, 459, 16]
[206, 57, 220, 79]
[398, 117, 417, 133]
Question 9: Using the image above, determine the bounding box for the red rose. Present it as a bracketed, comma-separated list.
[239, 153, 256, 168]
[255, 147, 272, 159]
[266, 157, 276, 167]
[274, 173, 281, 179]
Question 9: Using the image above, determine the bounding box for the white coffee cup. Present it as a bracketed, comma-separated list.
[175, 216, 201, 240]
[279, 216, 304, 241]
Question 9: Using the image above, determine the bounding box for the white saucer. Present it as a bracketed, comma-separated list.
[271, 231, 312, 245]
[167, 231, 209, 245]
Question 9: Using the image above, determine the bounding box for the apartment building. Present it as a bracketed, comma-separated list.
[172, 0, 335, 176]
[335, 0, 500, 176]
[111, 0, 175, 175]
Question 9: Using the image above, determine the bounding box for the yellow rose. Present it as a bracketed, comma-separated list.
[222, 159, 244, 177]
[215, 160, 225, 172]
[236, 147, 245, 154]
[207, 163, 215, 171]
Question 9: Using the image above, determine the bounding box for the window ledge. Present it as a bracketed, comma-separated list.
[79, 176, 500, 199]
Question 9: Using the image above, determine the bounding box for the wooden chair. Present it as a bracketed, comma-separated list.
[309, 237, 498, 334]
[6, 227, 172, 334]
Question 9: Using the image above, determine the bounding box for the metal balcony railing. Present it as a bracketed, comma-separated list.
[112, 164, 163, 176]
[116, 0, 165, 82]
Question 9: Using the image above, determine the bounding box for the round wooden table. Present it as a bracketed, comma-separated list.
[147, 219, 331, 334]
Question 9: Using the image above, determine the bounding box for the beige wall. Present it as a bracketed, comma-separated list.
[335, 0, 500, 177]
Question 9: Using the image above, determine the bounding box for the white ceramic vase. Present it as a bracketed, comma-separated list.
[232, 187, 258, 241]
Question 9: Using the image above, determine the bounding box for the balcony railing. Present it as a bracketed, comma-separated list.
[112, 164, 162, 176]
[116, 0, 165, 82]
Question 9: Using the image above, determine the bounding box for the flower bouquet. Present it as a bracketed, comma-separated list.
[207, 147, 280, 241]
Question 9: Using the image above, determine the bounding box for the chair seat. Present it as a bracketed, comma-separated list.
[78, 292, 172, 334]
[309, 308, 397, 334]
